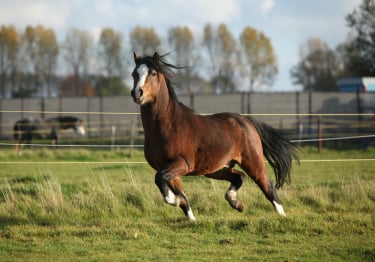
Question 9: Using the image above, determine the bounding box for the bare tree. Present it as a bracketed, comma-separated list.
[239, 26, 278, 92]
[346, 0, 375, 76]
[168, 26, 199, 93]
[22, 25, 59, 96]
[43, 28, 59, 97]
[96, 28, 128, 96]
[98, 28, 123, 77]
[290, 37, 339, 91]
[130, 26, 161, 55]
[202, 23, 237, 93]
[63, 28, 93, 96]
[63, 28, 93, 77]
[0, 25, 20, 97]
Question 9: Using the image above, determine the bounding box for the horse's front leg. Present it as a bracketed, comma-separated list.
[154, 158, 196, 221]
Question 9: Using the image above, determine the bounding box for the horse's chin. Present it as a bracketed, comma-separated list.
[135, 97, 149, 106]
[132, 96, 142, 105]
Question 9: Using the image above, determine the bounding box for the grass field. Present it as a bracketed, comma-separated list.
[0, 147, 374, 261]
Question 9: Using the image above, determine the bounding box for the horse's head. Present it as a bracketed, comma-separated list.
[131, 52, 163, 105]
[75, 119, 86, 136]
[131, 52, 179, 106]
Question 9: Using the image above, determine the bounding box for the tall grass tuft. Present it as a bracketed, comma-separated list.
[37, 176, 64, 213]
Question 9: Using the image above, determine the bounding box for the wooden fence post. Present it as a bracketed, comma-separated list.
[86, 96, 92, 138]
[111, 125, 116, 151]
[317, 115, 322, 153]
[58, 96, 62, 116]
[40, 97, 45, 119]
[100, 95, 103, 137]
[296, 92, 300, 135]
[190, 93, 194, 110]
[247, 92, 251, 114]
[129, 117, 135, 156]
[0, 99, 2, 138]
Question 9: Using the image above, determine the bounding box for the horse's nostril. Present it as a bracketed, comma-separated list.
[131, 88, 143, 103]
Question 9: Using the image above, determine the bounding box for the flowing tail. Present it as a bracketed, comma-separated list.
[249, 117, 300, 189]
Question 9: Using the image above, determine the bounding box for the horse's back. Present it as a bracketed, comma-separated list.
[46, 116, 80, 130]
[180, 111, 262, 174]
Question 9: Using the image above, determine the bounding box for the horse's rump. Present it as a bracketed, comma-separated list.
[13, 118, 39, 140]
[248, 117, 299, 188]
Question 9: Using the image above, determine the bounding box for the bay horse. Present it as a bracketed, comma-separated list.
[131, 52, 299, 221]
[13, 116, 86, 153]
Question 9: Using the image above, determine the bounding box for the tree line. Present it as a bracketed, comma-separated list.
[291, 0, 374, 91]
[0, 23, 277, 98]
[0, 0, 373, 98]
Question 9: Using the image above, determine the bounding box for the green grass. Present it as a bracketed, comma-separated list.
[0, 147, 374, 261]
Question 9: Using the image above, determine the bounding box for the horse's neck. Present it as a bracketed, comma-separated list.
[140, 88, 177, 134]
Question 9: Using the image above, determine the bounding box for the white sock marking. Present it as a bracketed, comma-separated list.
[187, 208, 196, 222]
[273, 200, 286, 217]
[227, 189, 237, 200]
[164, 187, 180, 206]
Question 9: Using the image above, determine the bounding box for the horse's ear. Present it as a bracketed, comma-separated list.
[133, 52, 140, 63]
[153, 52, 159, 61]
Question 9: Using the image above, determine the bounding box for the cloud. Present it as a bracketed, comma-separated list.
[0, 1, 68, 29]
[117, 0, 241, 33]
[260, 0, 275, 15]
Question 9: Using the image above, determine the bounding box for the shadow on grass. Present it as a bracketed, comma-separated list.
[0, 216, 30, 229]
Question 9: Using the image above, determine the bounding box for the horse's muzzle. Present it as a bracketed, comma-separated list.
[131, 88, 143, 104]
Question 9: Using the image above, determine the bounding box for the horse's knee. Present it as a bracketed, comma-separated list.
[155, 171, 178, 195]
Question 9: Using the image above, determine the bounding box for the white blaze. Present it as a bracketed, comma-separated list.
[135, 64, 149, 93]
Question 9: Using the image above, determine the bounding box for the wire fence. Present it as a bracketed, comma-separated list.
[0, 159, 374, 165]
[1, 134, 375, 148]
[1, 110, 374, 164]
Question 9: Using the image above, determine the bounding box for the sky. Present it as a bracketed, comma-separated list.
[0, 0, 362, 92]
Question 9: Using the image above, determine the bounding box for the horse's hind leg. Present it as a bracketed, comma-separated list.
[240, 159, 286, 216]
[205, 167, 246, 212]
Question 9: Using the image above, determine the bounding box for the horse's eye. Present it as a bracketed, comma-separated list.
[151, 71, 157, 77]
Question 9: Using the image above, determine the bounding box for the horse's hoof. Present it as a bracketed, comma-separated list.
[226, 196, 245, 212]
[235, 201, 245, 212]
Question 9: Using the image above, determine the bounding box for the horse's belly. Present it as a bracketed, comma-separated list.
[194, 148, 239, 175]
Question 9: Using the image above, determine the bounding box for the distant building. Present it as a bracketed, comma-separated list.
[336, 77, 375, 92]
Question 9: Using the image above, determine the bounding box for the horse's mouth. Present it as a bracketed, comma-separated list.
[132, 96, 143, 105]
